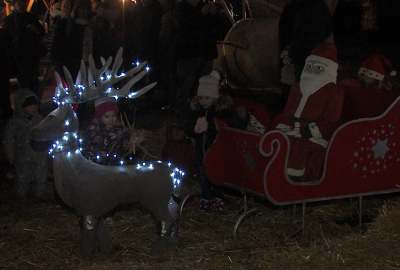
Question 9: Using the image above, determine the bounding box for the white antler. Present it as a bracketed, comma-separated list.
[54, 47, 156, 103]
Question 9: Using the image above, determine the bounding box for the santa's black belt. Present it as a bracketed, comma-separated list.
[291, 116, 313, 124]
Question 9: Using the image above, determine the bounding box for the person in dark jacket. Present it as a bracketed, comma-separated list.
[0, 27, 14, 120]
[282, 0, 332, 82]
[185, 71, 248, 213]
[51, 0, 97, 128]
[173, 0, 221, 121]
[2, 0, 46, 100]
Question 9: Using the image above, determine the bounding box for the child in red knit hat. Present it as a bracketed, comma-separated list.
[82, 97, 130, 166]
[81, 97, 131, 225]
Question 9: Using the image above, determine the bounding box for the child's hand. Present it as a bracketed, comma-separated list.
[195, 117, 208, 133]
[8, 157, 14, 165]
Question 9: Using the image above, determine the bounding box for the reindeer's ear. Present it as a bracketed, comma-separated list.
[53, 71, 68, 99]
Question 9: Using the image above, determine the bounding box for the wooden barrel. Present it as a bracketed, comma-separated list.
[223, 18, 280, 91]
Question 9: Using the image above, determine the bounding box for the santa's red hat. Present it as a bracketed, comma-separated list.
[359, 54, 397, 81]
[306, 43, 338, 70]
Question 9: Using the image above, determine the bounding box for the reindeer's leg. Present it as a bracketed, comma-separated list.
[166, 220, 179, 252]
[96, 218, 112, 254]
[78, 215, 100, 259]
[150, 220, 179, 254]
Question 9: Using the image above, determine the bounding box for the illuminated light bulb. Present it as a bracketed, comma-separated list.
[75, 149, 80, 153]
[175, 168, 179, 172]
[120, 72, 125, 76]
[157, 160, 162, 163]
[136, 61, 140, 66]
[114, 154, 117, 158]
[79, 147, 82, 151]
[56, 140, 60, 145]
[130, 157, 132, 160]
[96, 155, 100, 159]
[169, 202, 172, 205]
[113, 95, 118, 100]
[142, 162, 146, 166]
[101, 76, 104, 80]
[107, 153, 109, 157]
[168, 162, 171, 167]
[177, 180, 181, 185]
[149, 163, 153, 168]
[63, 135, 68, 141]
[137, 163, 141, 168]
[107, 74, 112, 79]
[146, 66, 150, 72]
[120, 160, 124, 165]
[67, 151, 71, 156]
[171, 172, 175, 177]
[79, 138, 83, 143]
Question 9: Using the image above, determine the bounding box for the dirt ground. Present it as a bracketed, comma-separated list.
[1, 30, 400, 269]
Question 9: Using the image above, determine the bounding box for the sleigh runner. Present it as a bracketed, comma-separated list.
[203, 87, 400, 234]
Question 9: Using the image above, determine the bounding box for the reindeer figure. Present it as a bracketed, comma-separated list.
[30, 48, 183, 259]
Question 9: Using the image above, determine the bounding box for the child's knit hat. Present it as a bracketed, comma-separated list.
[197, 71, 221, 99]
[359, 54, 397, 81]
[22, 96, 38, 108]
[95, 97, 119, 118]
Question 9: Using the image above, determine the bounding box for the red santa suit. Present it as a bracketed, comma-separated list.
[276, 43, 344, 182]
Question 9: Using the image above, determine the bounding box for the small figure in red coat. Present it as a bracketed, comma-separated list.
[276, 43, 344, 182]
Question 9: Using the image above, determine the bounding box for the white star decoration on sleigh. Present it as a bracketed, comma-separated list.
[371, 138, 390, 159]
[351, 123, 400, 179]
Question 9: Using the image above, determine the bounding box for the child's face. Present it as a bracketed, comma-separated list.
[100, 111, 117, 130]
[23, 104, 37, 117]
[360, 74, 377, 86]
[199, 96, 216, 109]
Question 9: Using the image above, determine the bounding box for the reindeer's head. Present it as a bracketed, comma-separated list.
[31, 47, 156, 146]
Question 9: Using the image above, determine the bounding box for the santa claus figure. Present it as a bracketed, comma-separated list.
[276, 43, 344, 182]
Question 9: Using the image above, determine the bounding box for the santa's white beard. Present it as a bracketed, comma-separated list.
[300, 69, 337, 97]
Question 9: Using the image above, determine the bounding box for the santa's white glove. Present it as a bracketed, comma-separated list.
[276, 123, 292, 133]
[194, 117, 208, 133]
[309, 122, 322, 140]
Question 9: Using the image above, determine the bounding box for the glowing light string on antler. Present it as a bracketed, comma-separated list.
[53, 47, 156, 104]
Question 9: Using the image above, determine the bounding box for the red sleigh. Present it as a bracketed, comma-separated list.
[203, 87, 400, 237]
